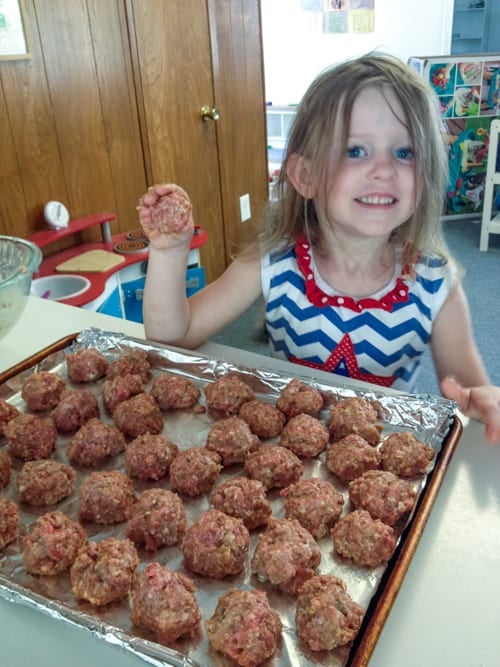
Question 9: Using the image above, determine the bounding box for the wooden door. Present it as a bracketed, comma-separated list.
[127, 0, 225, 282]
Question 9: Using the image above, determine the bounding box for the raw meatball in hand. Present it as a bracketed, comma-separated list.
[137, 184, 194, 250]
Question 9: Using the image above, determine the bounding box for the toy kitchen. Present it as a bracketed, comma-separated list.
[28, 204, 208, 323]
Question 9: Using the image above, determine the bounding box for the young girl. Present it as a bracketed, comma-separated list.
[138, 53, 500, 444]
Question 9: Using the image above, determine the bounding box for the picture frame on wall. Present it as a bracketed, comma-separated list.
[0, 0, 30, 61]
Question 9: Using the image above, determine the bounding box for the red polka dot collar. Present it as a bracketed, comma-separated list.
[295, 236, 410, 312]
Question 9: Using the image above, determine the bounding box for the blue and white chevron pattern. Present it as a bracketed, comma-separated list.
[261, 247, 452, 392]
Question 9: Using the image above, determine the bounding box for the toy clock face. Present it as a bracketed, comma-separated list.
[44, 201, 69, 229]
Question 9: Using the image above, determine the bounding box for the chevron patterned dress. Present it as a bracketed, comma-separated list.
[261, 237, 454, 392]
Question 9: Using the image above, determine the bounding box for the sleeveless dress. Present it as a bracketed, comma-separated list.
[261, 236, 454, 392]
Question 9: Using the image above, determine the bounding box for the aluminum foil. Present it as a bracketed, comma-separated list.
[0, 327, 458, 667]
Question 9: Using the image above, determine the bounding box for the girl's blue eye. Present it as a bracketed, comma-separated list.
[346, 146, 366, 158]
[395, 147, 414, 160]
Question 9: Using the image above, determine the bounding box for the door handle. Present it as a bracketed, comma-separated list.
[200, 105, 220, 121]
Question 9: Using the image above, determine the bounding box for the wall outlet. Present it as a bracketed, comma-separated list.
[240, 193, 251, 222]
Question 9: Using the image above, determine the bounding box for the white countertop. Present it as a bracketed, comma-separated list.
[1, 296, 500, 667]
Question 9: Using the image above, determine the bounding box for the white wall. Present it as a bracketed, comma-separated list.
[261, 0, 455, 104]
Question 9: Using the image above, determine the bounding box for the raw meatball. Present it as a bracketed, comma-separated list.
[279, 413, 329, 458]
[181, 509, 250, 579]
[67, 417, 126, 466]
[102, 373, 144, 414]
[150, 372, 201, 410]
[380, 431, 435, 478]
[244, 445, 303, 490]
[0, 449, 12, 489]
[79, 470, 136, 524]
[0, 398, 20, 436]
[276, 377, 324, 419]
[22, 511, 86, 575]
[349, 469, 417, 526]
[281, 478, 344, 539]
[295, 575, 364, 651]
[130, 562, 201, 644]
[113, 392, 163, 437]
[71, 537, 139, 605]
[211, 477, 272, 530]
[327, 397, 383, 445]
[169, 446, 221, 497]
[17, 459, 75, 506]
[66, 348, 108, 383]
[205, 416, 261, 466]
[126, 488, 187, 551]
[5, 413, 57, 460]
[331, 509, 396, 568]
[125, 433, 178, 481]
[0, 495, 19, 549]
[325, 433, 381, 483]
[206, 588, 282, 667]
[204, 373, 255, 417]
[51, 388, 99, 433]
[239, 399, 286, 439]
[251, 517, 321, 595]
[21, 371, 66, 412]
[105, 349, 152, 383]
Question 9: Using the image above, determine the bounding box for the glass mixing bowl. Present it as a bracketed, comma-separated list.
[0, 235, 43, 340]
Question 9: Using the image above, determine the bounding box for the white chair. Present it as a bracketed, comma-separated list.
[480, 118, 500, 251]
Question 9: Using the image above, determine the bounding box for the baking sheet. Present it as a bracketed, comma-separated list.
[0, 328, 462, 667]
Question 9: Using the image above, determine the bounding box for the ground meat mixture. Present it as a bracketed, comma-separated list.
[125, 433, 179, 481]
[276, 378, 325, 419]
[169, 446, 222, 497]
[79, 470, 136, 524]
[205, 416, 261, 466]
[325, 433, 382, 483]
[204, 373, 255, 417]
[130, 562, 201, 644]
[331, 509, 397, 568]
[70, 536, 139, 605]
[211, 477, 272, 530]
[238, 399, 286, 439]
[22, 510, 86, 575]
[349, 469, 417, 526]
[251, 517, 321, 595]
[0, 449, 12, 489]
[281, 478, 344, 539]
[181, 509, 250, 580]
[150, 372, 201, 411]
[66, 348, 108, 383]
[279, 413, 329, 458]
[102, 373, 144, 414]
[67, 417, 126, 467]
[105, 349, 152, 383]
[112, 392, 163, 437]
[206, 588, 282, 667]
[0, 398, 20, 436]
[244, 445, 303, 491]
[21, 371, 66, 412]
[4, 413, 57, 461]
[17, 459, 76, 506]
[126, 488, 187, 551]
[327, 397, 383, 445]
[51, 388, 99, 433]
[295, 575, 364, 651]
[0, 495, 19, 549]
[380, 431, 435, 478]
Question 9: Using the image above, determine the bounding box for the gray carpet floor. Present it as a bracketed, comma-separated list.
[210, 219, 500, 395]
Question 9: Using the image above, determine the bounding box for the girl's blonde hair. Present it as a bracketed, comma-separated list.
[260, 53, 451, 267]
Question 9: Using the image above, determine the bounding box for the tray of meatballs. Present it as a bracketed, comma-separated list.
[0, 327, 462, 667]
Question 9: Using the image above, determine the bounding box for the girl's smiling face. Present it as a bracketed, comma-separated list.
[320, 85, 417, 242]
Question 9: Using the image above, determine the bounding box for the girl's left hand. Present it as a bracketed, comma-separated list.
[441, 376, 500, 445]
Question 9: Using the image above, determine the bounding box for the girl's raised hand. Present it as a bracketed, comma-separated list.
[137, 183, 194, 251]
[441, 376, 500, 445]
